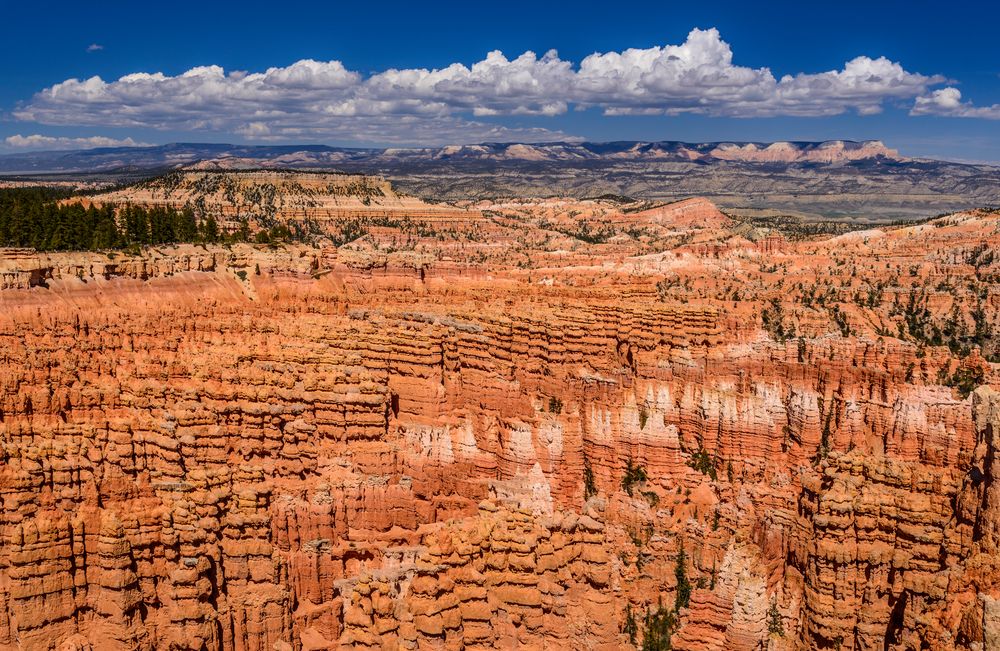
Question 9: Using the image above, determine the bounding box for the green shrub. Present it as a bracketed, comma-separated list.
[945, 364, 986, 399]
[642, 490, 660, 507]
[768, 599, 784, 637]
[621, 457, 648, 496]
[674, 543, 691, 611]
[624, 603, 638, 646]
[548, 396, 563, 414]
[583, 453, 598, 500]
[641, 600, 677, 651]
[688, 449, 717, 480]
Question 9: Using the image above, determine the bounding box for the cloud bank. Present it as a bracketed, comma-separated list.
[3, 134, 151, 150]
[13, 28, 965, 144]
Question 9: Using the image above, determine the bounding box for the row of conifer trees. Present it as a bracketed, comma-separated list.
[0, 187, 229, 251]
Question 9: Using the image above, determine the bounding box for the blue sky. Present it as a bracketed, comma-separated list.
[1, 0, 999, 160]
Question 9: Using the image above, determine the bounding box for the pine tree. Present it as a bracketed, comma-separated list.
[624, 603, 638, 646]
[583, 452, 598, 500]
[674, 542, 691, 611]
[768, 599, 784, 636]
[175, 206, 198, 242]
[200, 214, 220, 243]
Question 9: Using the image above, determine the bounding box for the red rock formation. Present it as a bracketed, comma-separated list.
[629, 198, 733, 229]
[0, 196, 996, 650]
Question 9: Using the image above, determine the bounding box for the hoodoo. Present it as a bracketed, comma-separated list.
[0, 169, 996, 649]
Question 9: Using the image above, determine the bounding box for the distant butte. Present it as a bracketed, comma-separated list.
[3, 140, 992, 221]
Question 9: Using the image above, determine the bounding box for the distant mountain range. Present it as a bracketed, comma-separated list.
[0, 140, 909, 174]
[1, 140, 998, 220]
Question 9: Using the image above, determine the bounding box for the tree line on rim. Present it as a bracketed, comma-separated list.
[0, 187, 304, 252]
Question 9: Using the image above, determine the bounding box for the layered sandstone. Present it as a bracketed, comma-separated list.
[73, 171, 480, 235]
[0, 189, 996, 650]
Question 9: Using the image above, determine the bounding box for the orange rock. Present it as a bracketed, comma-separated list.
[0, 196, 997, 650]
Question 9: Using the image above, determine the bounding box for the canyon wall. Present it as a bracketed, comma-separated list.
[0, 200, 997, 650]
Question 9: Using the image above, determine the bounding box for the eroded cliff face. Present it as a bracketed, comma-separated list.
[0, 200, 997, 650]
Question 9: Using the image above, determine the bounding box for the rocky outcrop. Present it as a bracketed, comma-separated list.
[630, 198, 733, 229]
[708, 140, 901, 164]
[0, 201, 996, 650]
[74, 171, 480, 234]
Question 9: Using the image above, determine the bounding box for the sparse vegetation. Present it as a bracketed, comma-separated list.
[622, 542, 693, 647]
[761, 298, 794, 342]
[768, 599, 784, 637]
[624, 603, 638, 646]
[621, 457, 648, 496]
[814, 396, 834, 462]
[568, 221, 616, 244]
[688, 449, 717, 480]
[583, 452, 598, 501]
[829, 305, 852, 337]
[945, 364, 986, 399]
[642, 490, 660, 507]
[674, 542, 691, 611]
[727, 212, 903, 240]
[640, 599, 677, 651]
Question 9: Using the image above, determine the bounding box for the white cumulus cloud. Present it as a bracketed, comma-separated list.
[911, 87, 1000, 119]
[4, 134, 151, 150]
[13, 28, 960, 144]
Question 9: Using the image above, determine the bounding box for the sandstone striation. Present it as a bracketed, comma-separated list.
[74, 170, 480, 236]
[0, 181, 997, 650]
